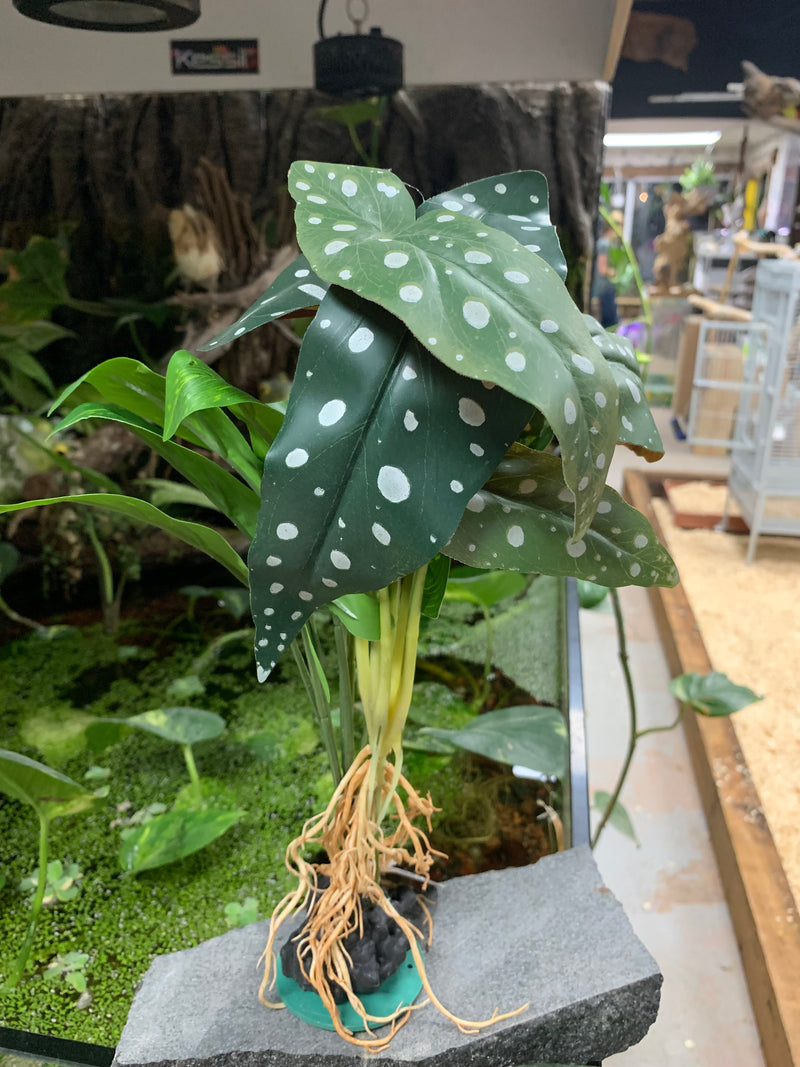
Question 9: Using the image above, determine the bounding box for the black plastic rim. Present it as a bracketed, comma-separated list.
[12, 0, 199, 32]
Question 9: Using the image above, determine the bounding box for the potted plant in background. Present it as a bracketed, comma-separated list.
[1, 160, 677, 1052]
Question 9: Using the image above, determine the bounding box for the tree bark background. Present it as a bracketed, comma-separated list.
[0, 82, 608, 380]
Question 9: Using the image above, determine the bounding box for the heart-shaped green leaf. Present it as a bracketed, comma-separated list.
[421, 704, 567, 779]
[418, 170, 567, 280]
[247, 286, 531, 679]
[593, 790, 638, 844]
[201, 254, 329, 352]
[0, 749, 89, 819]
[444, 444, 678, 588]
[119, 808, 244, 873]
[125, 707, 225, 746]
[669, 672, 761, 717]
[288, 160, 619, 539]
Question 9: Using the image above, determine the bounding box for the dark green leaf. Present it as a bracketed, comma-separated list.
[421, 554, 450, 620]
[445, 444, 679, 589]
[125, 707, 225, 746]
[593, 790, 638, 844]
[421, 704, 567, 779]
[0, 493, 249, 586]
[0, 749, 88, 818]
[247, 286, 530, 680]
[200, 254, 329, 351]
[582, 315, 663, 457]
[445, 569, 526, 609]
[419, 170, 567, 280]
[289, 160, 619, 539]
[85, 719, 130, 754]
[0, 542, 20, 583]
[119, 808, 245, 873]
[668, 672, 762, 717]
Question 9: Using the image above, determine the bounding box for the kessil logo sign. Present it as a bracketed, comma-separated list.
[171, 40, 259, 75]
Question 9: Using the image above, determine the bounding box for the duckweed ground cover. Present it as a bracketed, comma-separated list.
[0, 580, 560, 1046]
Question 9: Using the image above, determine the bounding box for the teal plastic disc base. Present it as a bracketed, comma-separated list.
[276, 948, 422, 1032]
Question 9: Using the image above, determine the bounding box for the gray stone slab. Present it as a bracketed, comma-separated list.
[114, 845, 660, 1067]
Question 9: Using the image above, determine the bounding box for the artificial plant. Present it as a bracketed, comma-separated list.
[200, 161, 677, 1048]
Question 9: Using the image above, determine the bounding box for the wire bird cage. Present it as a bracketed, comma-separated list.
[721, 259, 800, 563]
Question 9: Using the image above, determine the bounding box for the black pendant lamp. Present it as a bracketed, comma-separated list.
[13, 0, 199, 31]
[314, 0, 403, 97]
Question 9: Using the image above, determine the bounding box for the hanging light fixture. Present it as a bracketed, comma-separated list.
[314, 0, 403, 97]
[13, 0, 199, 32]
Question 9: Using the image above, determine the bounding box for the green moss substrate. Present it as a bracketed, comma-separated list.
[0, 613, 348, 1045]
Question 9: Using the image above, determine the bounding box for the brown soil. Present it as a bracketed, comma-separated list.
[652, 492, 800, 904]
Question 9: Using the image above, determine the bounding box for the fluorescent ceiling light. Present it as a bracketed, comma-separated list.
[603, 131, 722, 148]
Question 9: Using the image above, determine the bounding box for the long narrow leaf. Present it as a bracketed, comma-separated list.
[54, 403, 258, 537]
[0, 494, 248, 586]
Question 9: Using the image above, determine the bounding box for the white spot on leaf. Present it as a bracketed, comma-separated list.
[377, 465, 411, 503]
[463, 300, 490, 329]
[299, 283, 327, 301]
[372, 522, 391, 545]
[399, 285, 423, 303]
[348, 327, 374, 352]
[404, 410, 418, 431]
[566, 539, 586, 558]
[465, 250, 492, 264]
[571, 353, 595, 374]
[341, 179, 357, 197]
[466, 494, 485, 513]
[384, 251, 409, 269]
[458, 397, 486, 426]
[505, 351, 526, 372]
[540, 319, 559, 333]
[319, 399, 346, 426]
[564, 398, 577, 425]
[324, 240, 348, 255]
[450, 480, 463, 493]
[506, 525, 524, 547]
[330, 550, 351, 570]
[285, 448, 309, 468]
[276, 523, 298, 540]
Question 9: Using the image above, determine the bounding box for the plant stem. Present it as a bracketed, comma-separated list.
[83, 514, 117, 635]
[298, 625, 341, 785]
[0, 590, 48, 635]
[599, 205, 654, 354]
[591, 588, 637, 848]
[189, 627, 253, 676]
[334, 619, 356, 770]
[4, 813, 49, 990]
[182, 744, 203, 807]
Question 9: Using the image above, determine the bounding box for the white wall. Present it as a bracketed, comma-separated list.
[0, 0, 619, 98]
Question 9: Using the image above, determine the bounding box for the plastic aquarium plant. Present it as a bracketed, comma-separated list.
[0, 160, 678, 1048]
[197, 161, 678, 1048]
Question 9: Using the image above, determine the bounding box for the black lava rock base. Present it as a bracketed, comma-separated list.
[113, 846, 661, 1067]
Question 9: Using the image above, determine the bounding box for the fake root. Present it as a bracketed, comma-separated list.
[259, 745, 528, 1051]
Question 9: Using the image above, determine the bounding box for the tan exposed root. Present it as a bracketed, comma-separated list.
[259, 744, 528, 1052]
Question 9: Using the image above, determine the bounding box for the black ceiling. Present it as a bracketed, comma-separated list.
[611, 0, 800, 119]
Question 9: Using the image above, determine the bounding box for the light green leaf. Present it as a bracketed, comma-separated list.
[141, 479, 221, 514]
[0, 493, 249, 586]
[576, 579, 609, 609]
[125, 707, 226, 746]
[420, 704, 567, 779]
[669, 672, 762, 717]
[65, 971, 87, 992]
[593, 790, 638, 844]
[444, 569, 526, 609]
[119, 808, 245, 873]
[0, 749, 88, 820]
[328, 593, 381, 641]
[54, 403, 258, 537]
[289, 160, 619, 539]
[445, 444, 678, 588]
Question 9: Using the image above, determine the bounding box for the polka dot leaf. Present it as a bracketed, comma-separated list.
[582, 315, 664, 459]
[444, 443, 678, 588]
[288, 160, 618, 541]
[418, 170, 567, 280]
[200, 254, 329, 352]
[247, 287, 533, 681]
